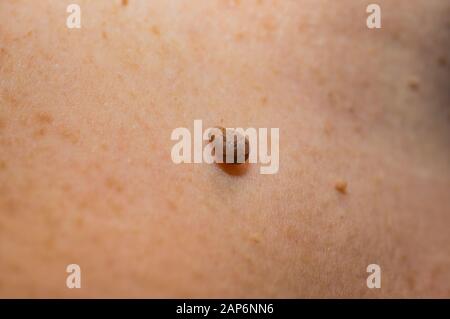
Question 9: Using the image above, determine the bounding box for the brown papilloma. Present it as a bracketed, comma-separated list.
[209, 127, 249, 164]
[170, 120, 279, 174]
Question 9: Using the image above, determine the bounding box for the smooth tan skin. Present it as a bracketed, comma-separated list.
[0, 0, 449, 298]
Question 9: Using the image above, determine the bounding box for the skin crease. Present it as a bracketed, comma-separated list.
[0, 0, 449, 298]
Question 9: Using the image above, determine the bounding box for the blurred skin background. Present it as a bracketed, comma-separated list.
[0, 0, 449, 297]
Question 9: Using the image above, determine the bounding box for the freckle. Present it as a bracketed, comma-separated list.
[102, 31, 108, 39]
[127, 61, 139, 71]
[128, 90, 137, 98]
[105, 176, 124, 193]
[61, 183, 72, 192]
[253, 84, 263, 91]
[121, 0, 128, 6]
[400, 254, 408, 263]
[151, 25, 161, 36]
[327, 91, 337, 105]
[0, 160, 6, 170]
[437, 56, 448, 67]
[234, 32, 245, 41]
[285, 225, 299, 243]
[35, 112, 53, 125]
[167, 199, 177, 211]
[78, 199, 90, 210]
[0, 118, 4, 132]
[33, 127, 47, 138]
[100, 143, 109, 151]
[111, 202, 124, 214]
[431, 265, 443, 281]
[3, 89, 18, 107]
[249, 233, 262, 244]
[74, 215, 84, 229]
[335, 181, 348, 194]
[407, 77, 420, 91]
[346, 105, 355, 114]
[262, 17, 277, 32]
[59, 128, 79, 144]
[261, 96, 268, 105]
[9, 263, 22, 274]
[44, 236, 55, 249]
[323, 121, 334, 136]
[4, 198, 19, 215]
[406, 274, 416, 290]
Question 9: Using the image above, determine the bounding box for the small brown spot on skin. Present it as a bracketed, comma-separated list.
[74, 215, 84, 229]
[61, 183, 72, 193]
[323, 121, 334, 136]
[58, 128, 79, 144]
[406, 274, 416, 290]
[166, 199, 178, 211]
[105, 176, 124, 193]
[9, 263, 22, 274]
[35, 112, 53, 125]
[354, 124, 362, 134]
[110, 202, 124, 215]
[0, 160, 6, 170]
[249, 233, 262, 244]
[347, 105, 355, 115]
[437, 56, 448, 67]
[0, 118, 4, 132]
[2, 89, 18, 107]
[335, 181, 348, 194]
[151, 25, 161, 36]
[285, 225, 300, 243]
[121, 0, 128, 6]
[78, 198, 91, 210]
[262, 17, 277, 33]
[407, 77, 420, 91]
[102, 31, 108, 40]
[44, 236, 55, 249]
[3, 198, 19, 215]
[234, 32, 245, 41]
[226, 0, 241, 6]
[261, 96, 268, 106]
[33, 127, 47, 138]
[100, 143, 109, 151]
[327, 91, 337, 105]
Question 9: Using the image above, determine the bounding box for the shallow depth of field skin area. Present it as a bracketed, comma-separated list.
[0, 0, 449, 298]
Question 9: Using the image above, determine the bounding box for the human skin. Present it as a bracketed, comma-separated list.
[0, 0, 449, 298]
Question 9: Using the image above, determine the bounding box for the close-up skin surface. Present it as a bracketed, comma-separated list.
[0, 0, 449, 298]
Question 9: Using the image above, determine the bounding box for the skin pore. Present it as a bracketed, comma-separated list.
[0, 0, 449, 297]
